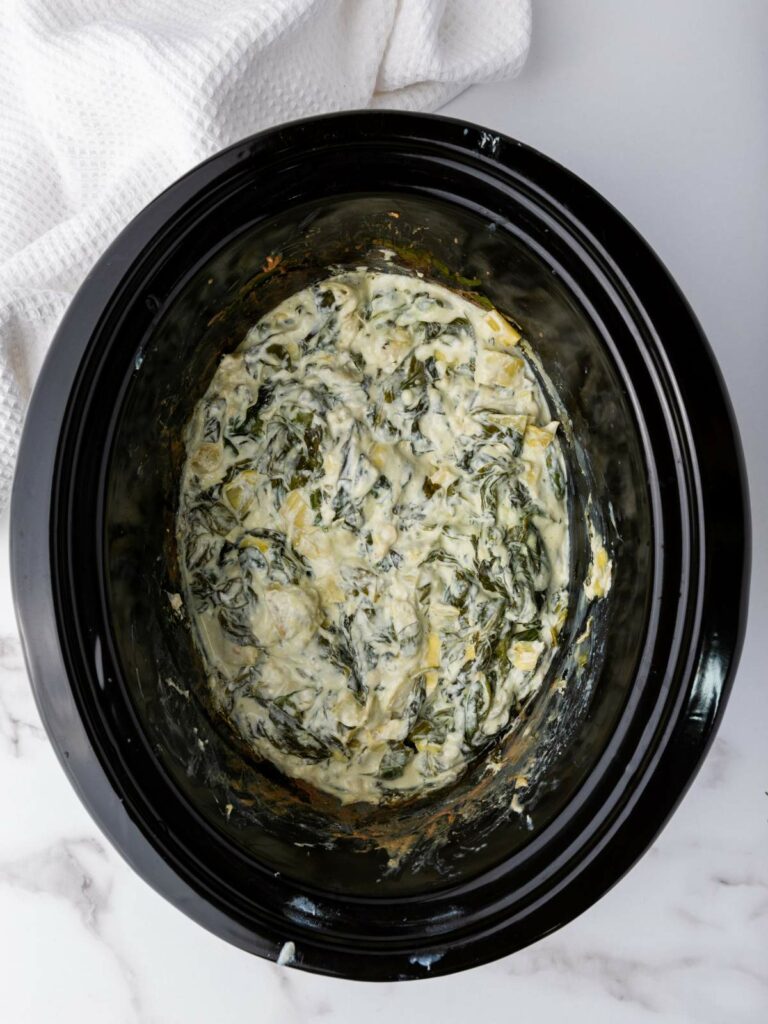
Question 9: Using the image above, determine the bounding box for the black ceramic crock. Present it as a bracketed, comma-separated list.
[11, 111, 750, 981]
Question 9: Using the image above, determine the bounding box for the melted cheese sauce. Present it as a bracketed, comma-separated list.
[178, 271, 571, 804]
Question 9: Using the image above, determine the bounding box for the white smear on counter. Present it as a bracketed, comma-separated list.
[277, 941, 296, 966]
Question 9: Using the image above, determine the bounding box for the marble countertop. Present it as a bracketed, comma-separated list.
[1, 1, 766, 1021]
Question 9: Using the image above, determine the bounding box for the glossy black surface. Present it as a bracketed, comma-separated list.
[11, 112, 750, 980]
[102, 188, 642, 902]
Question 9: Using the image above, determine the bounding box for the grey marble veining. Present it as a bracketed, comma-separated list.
[1, 2, 767, 1020]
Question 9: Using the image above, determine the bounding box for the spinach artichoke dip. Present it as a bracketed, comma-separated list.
[178, 270, 571, 805]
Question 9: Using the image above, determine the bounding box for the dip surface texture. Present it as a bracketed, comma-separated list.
[178, 270, 569, 804]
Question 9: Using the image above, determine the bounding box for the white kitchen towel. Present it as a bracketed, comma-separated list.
[0, 0, 531, 510]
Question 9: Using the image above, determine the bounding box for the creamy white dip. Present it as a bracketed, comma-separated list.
[178, 270, 572, 804]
